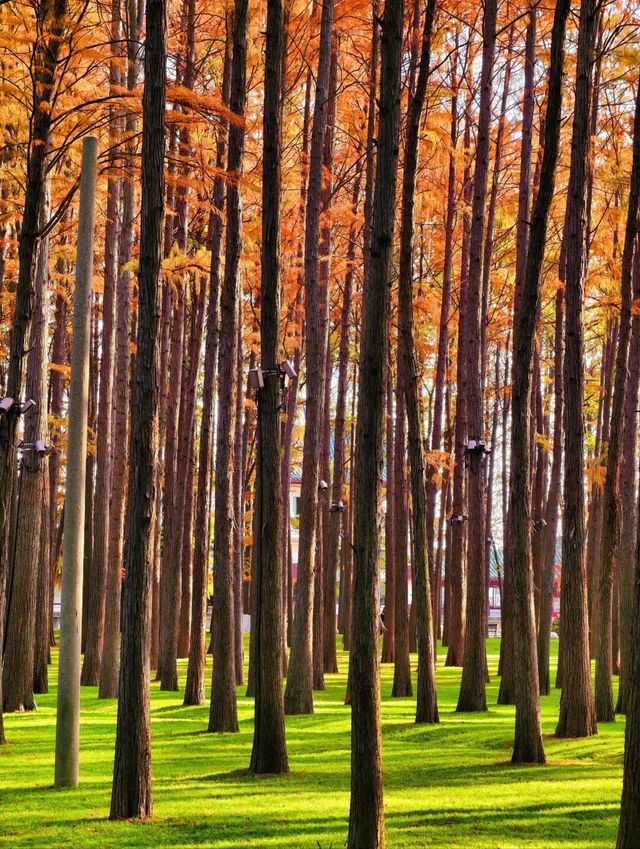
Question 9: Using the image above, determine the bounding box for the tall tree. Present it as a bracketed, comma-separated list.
[616, 251, 640, 715]
[595, 78, 640, 723]
[617, 328, 640, 849]
[456, 0, 498, 714]
[325, 170, 361, 674]
[248, 0, 289, 776]
[184, 19, 232, 708]
[2, 193, 50, 713]
[285, 0, 335, 716]
[397, 0, 439, 725]
[209, 0, 249, 735]
[0, 0, 70, 744]
[347, 0, 404, 843]
[508, 0, 570, 764]
[100, 0, 142, 699]
[109, 0, 166, 815]
[54, 137, 98, 788]
[556, 0, 598, 740]
[81, 0, 122, 686]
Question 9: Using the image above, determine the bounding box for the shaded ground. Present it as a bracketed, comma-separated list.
[0, 638, 622, 847]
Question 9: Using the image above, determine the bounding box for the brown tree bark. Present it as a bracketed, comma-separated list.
[325, 169, 361, 674]
[284, 0, 335, 716]
[456, 0, 498, 714]
[109, 0, 165, 817]
[445, 99, 473, 669]
[616, 251, 640, 715]
[381, 365, 395, 664]
[555, 0, 598, 740]
[586, 328, 614, 657]
[538, 287, 564, 695]
[33, 472, 51, 694]
[100, 0, 142, 700]
[347, 0, 404, 841]
[392, 387, 412, 698]
[313, 40, 339, 692]
[81, 2, 122, 685]
[428, 42, 458, 647]
[0, 0, 70, 743]
[248, 0, 289, 776]
[157, 285, 185, 690]
[184, 27, 232, 704]
[397, 0, 439, 725]
[509, 0, 570, 762]
[3, 197, 50, 713]
[209, 0, 248, 735]
[616, 458, 640, 846]
[594, 79, 640, 723]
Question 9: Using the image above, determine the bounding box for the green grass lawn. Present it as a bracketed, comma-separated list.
[0, 638, 623, 848]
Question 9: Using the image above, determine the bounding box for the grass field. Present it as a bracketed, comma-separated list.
[0, 638, 624, 848]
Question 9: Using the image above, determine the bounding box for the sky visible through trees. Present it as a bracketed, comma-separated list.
[1, 0, 640, 846]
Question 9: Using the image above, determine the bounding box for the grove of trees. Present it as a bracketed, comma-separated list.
[1, 0, 640, 845]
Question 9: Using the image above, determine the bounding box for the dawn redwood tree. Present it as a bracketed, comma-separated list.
[617, 253, 640, 715]
[428, 42, 458, 639]
[81, 0, 122, 687]
[616, 469, 640, 847]
[2, 201, 50, 713]
[391, 387, 412, 697]
[595, 78, 640, 723]
[158, 283, 185, 690]
[184, 21, 232, 708]
[285, 0, 335, 717]
[313, 38, 339, 694]
[209, 0, 248, 736]
[508, 0, 570, 764]
[456, 0, 498, 714]
[348, 0, 404, 843]
[445, 103, 473, 670]
[556, 0, 598, 740]
[100, 0, 142, 699]
[324, 170, 361, 674]
[397, 0, 439, 725]
[381, 365, 395, 665]
[248, 0, 288, 776]
[538, 287, 564, 695]
[110, 0, 166, 816]
[0, 0, 70, 743]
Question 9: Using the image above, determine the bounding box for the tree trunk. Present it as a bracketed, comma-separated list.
[100, 0, 141, 699]
[285, 0, 335, 716]
[81, 3, 122, 685]
[555, 0, 598, 740]
[184, 27, 231, 702]
[595, 78, 640, 723]
[445, 104, 472, 669]
[109, 0, 165, 814]
[157, 286, 185, 690]
[509, 0, 570, 761]
[381, 364, 395, 664]
[538, 287, 563, 695]
[348, 1, 404, 843]
[0, 0, 70, 745]
[456, 0, 498, 714]
[248, 0, 289, 774]
[429, 42, 458, 648]
[3, 195, 50, 712]
[397, 0, 438, 724]
[208, 0, 248, 734]
[616, 456, 640, 846]
[54, 137, 97, 787]
[616, 251, 640, 715]
[392, 387, 411, 697]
